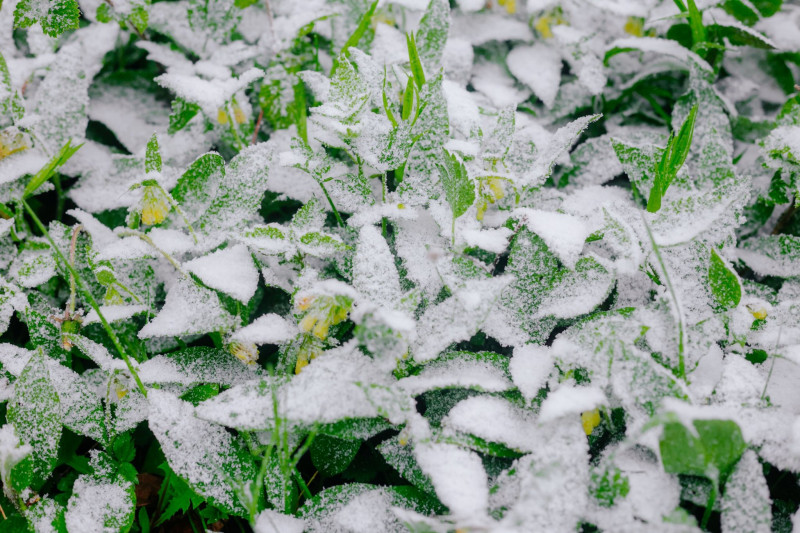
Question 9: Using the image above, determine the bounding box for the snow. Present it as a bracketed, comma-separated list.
[509, 344, 553, 402]
[254, 510, 305, 533]
[184, 244, 259, 302]
[516, 209, 591, 269]
[231, 313, 297, 345]
[138, 277, 239, 339]
[507, 44, 562, 108]
[414, 442, 489, 519]
[538, 385, 605, 423]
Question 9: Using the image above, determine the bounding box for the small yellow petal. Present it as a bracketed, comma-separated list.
[624, 16, 645, 37]
[534, 15, 554, 39]
[217, 108, 229, 124]
[581, 409, 602, 436]
[299, 314, 317, 333]
[233, 104, 247, 124]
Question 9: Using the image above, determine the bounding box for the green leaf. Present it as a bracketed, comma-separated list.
[647, 104, 698, 212]
[145, 133, 161, 174]
[686, 0, 706, 49]
[22, 140, 82, 199]
[708, 249, 741, 310]
[155, 461, 205, 525]
[171, 152, 225, 220]
[402, 75, 415, 122]
[334, 0, 378, 70]
[148, 390, 258, 516]
[415, 0, 450, 73]
[129, 3, 149, 34]
[310, 435, 361, 477]
[659, 418, 746, 484]
[7, 349, 61, 490]
[406, 33, 426, 90]
[13, 0, 80, 37]
[64, 452, 136, 532]
[0, 51, 24, 123]
[95, 2, 112, 22]
[168, 98, 201, 134]
[437, 149, 474, 220]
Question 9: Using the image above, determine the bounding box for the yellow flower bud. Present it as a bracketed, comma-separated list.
[476, 200, 487, 221]
[296, 296, 313, 311]
[229, 341, 259, 365]
[488, 177, 505, 201]
[498, 0, 516, 14]
[233, 104, 247, 124]
[624, 16, 645, 37]
[140, 186, 171, 226]
[312, 319, 330, 340]
[217, 108, 229, 124]
[748, 305, 768, 320]
[581, 409, 602, 436]
[0, 128, 30, 161]
[299, 313, 318, 333]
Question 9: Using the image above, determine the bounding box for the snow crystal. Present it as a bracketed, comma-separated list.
[414, 441, 489, 519]
[538, 385, 605, 423]
[184, 244, 259, 302]
[397, 357, 512, 395]
[507, 44, 562, 108]
[254, 510, 305, 533]
[509, 344, 553, 402]
[443, 395, 537, 451]
[138, 277, 239, 339]
[230, 313, 297, 345]
[516, 208, 591, 269]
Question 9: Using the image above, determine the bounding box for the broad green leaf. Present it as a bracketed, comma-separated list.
[138, 346, 262, 386]
[148, 389, 258, 516]
[378, 435, 436, 495]
[14, 0, 80, 37]
[199, 143, 272, 233]
[64, 452, 136, 532]
[7, 349, 61, 490]
[171, 152, 225, 221]
[416, 0, 450, 73]
[310, 435, 361, 477]
[22, 140, 81, 199]
[168, 98, 201, 134]
[659, 418, 746, 484]
[298, 231, 349, 256]
[437, 149, 474, 220]
[686, 0, 706, 48]
[145, 133, 161, 174]
[708, 249, 741, 310]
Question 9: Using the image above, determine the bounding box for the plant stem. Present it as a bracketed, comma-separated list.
[66, 225, 83, 318]
[22, 200, 148, 397]
[317, 181, 344, 227]
[642, 214, 685, 379]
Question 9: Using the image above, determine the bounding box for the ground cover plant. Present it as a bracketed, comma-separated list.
[0, 0, 800, 530]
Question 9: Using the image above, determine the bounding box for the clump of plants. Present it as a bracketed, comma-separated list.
[1, 0, 800, 531]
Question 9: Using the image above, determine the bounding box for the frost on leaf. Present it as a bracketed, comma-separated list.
[148, 389, 257, 515]
[64, 451, 135, 533]
[721, 450, 771, 533]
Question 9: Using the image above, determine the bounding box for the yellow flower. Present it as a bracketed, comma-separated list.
[476, 200, 488, 221]
[534, 10, 566, 39]
[295, 295, 352, 341]
[140, 185, 171, 226]
[581, 409, 602, 436]
[747, 304, 768, 320]
[229, 341, 259, 365]
[299, 313, 318, 334]
[233, 104, 247, 124]
[0, 128, 30, 161]
[487, 177, 505, 201]
[624, 16, 645, 37]
[217, 108, 229, 124]
[498, 0, 516, 14]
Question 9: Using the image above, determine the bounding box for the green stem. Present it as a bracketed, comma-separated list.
[317, 181, 344, 227]
[22, 200, 148, 397]
[701, 481, 717, 529]
[642, 214, 685, 379]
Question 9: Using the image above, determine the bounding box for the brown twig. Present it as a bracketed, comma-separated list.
[252, 108, 263, 145]
[0, 502, 6, 520]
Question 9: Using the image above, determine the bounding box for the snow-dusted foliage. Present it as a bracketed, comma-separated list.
[0, 0, 799, 531]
